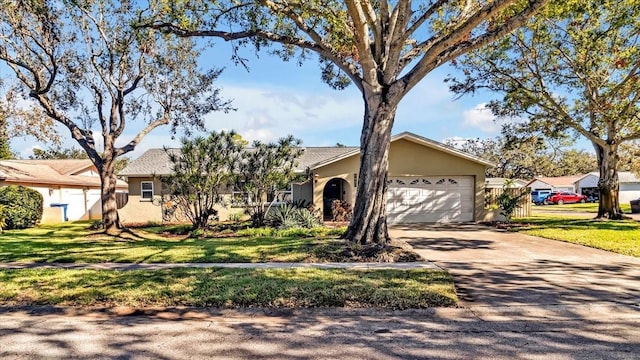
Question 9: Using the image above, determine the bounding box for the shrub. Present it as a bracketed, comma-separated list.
[0, 185, 43, 229]
[228, 212, 243, 222]
[331, 200, 353, 222]
[497, 180, 528, 222]
[267, 203, 298, 228]
[296, 207, 322, 228]
[0, 204, 6, 232]
[267, 203, 322, 229]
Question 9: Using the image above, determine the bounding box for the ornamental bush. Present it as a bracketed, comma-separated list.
[0, 185, 43, 229]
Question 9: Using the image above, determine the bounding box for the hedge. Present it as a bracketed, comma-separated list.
[0, 185, 43, 229]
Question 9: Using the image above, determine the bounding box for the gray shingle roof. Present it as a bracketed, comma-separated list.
[119, 147, 359, 176]
[295, 147, 359, 171]
[119, 148, 179, 176]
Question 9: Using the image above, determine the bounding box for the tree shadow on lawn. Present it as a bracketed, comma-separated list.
[0, 231, 337, 263]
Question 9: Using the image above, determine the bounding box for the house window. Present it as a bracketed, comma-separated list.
[232, 191, 250, 207]
[141, 181, 153, 201]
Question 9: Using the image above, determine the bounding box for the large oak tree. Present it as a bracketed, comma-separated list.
[0, 0, 229, 233]
[448, 0, 640, 219]
[150, 0, 548, 244]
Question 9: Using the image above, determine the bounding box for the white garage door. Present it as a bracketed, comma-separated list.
[387, 176, 474, 224]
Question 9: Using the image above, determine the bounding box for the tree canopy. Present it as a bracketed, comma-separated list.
[448, 0, 640, 219]
[0, 0, 230, 232]
[149, 0, 549, 244]
[164, 131, 245, 230]
[449, 134, 596, 179]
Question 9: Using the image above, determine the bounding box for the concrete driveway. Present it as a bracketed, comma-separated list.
[390, 224, 640, 308]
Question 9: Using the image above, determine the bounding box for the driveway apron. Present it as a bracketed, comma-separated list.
[390, 224, 640, 308]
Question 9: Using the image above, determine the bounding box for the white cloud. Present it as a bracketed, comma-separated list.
[18, 144, 43, 159]
[203, 83, 363, 143]
[242, 128, 278, 143]
[462, 103, 499, 133]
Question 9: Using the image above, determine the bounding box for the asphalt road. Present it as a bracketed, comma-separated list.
[1, 305, 639, 360]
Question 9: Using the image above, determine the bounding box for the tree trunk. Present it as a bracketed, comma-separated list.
[99, 153, 122, 234]
[343, 91, 397, 245]
[594, 142, 623, 220]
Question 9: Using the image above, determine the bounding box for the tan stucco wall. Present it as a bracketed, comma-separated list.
[311, 154, 359, 216]
[119, 177, 163, 224]
[311, 139, 488, 221]
[121, 177, 241, 224]
[292, 181, 313, 204]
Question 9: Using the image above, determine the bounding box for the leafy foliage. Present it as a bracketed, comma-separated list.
[0, 116, 12, 160]
[449, 0, 640, 219]
[0, 204, 6, 232]
[449, 134, 597, 178]
[496, 180, 528, 222]
[331, 200, 353, 222]
[0, 0, 230, 231]
[0, 185, 43, 229]
[237, 136, 303, 227]
[266, 203, 321, 229]
[163, 131, 244, 230]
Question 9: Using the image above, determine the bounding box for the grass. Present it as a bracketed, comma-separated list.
[0, 268, 457, 309]
[0, 222, 353, 264]
[536, 202, 632, 213]
[512, 215, 640, 257]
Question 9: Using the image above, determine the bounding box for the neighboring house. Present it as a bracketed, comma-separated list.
[576, 171, 640, 203]
[526, 175, 585, 193]
[485, 178, 528, 189]
[0, 159, 127, 223]
[119, 132, 493, 225]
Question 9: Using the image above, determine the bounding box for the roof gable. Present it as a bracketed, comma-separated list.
[11, 159, 95, 175]
[309, 132, 495, 170]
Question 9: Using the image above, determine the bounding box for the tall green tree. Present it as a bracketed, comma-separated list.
[0, 78, 60, 159]
[150, 0, 548, 244]
[449, 133, 596, 178]
[238, 135, 303, 227]
[0, 110, 13, 159]
[29, 146, 131, 173]
[163, 131, 244, 230]
[0, 0, 230, 233]
[30, 146, 88, 160]
[449, 0, 640, 219]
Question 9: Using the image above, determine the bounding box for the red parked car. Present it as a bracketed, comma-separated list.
[545, 192, 588, 205]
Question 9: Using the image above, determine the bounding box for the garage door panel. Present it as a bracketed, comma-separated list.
[387, 176, 474, 224]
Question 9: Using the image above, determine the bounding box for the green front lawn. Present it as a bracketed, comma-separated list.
[0, 223, 349, 263]
[0, 268, 457, 308]
[536, 202, 632, 213]
[513, 216, 640, 257]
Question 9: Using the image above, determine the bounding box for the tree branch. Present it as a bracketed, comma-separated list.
[116, 116, 170, 156]
[402, 0, 548, 93]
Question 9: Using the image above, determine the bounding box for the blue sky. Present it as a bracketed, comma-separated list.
[7, 41, 525, 159]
